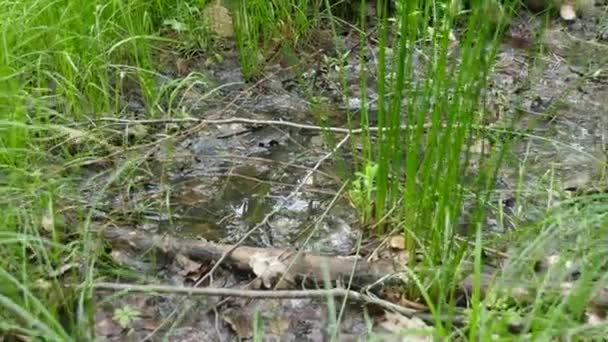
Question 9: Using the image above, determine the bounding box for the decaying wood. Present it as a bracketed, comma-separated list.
[96, 227, 470, 326]
[100, 226, 401, 286]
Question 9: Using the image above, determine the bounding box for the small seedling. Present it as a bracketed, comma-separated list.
[113, 305, 141, 329]
[349, 162, 378, 225]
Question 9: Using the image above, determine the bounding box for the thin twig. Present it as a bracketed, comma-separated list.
[98, 116, 412, 134]
[455, 236, 509, 259]
[99, 116, 541, 143]
[91, 282, 464, 325]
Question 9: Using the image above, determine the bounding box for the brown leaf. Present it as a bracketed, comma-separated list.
[249, 253, 288, 288]
[223, 308, 252, 339]
[267, 316, 291, 336]
[176, 253, 202, 276]
[389, 235, 405, 250]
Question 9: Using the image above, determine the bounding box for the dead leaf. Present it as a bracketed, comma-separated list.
[267, 316, 291, 336]
[560, 4, 576, 21]
[176, 253, 202, 276]
[249, 253, 288, 288]
[223, 308, 252, 339]
[203, 0, 233, 38]
[41, 211, 54, 232]
[389, 235, 405, 250]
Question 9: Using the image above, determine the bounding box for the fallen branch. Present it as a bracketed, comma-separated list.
[98, 116, 542, 146]
[99, 116, 395, 134]
[92, 282, 466, 325]
[100, 226, 397, 286]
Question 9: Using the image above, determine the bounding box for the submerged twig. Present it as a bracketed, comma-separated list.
[99, 115, 425, 134]
[98, 116, 554, 147]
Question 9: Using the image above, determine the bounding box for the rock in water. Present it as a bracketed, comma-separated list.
[559, 3, 577, 20]
[522, 0, 595, 20]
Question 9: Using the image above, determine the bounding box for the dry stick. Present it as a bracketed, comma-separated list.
[99, 116, 419, 134]
[99, 116, 537, 148]
[92, 282, 463, 325]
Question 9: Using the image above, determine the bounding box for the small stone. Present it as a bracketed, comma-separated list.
[389, 235, 405, 250]
[560, 5, 576, 21]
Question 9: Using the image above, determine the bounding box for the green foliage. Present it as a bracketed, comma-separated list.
[232, 0, 319, 79]
[162, 0, 214, 52]
[333, 0, 520, 329]
[348, 162, 379, 224]
[234, 0, 265, 79]
[0, 0, 186, 338]
[113, 305, 141, 329]
[478, 193, 608, 340]
[348, 0, 517, 265]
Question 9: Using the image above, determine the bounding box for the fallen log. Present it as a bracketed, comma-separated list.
[99, 226, 401, 287]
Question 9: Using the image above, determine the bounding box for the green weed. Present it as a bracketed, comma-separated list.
[0, 0, 185, 338]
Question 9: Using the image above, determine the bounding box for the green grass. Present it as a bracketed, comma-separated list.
[0, 0, 183, 338]
[233, 0, 320, 79]
[1, 0, 607, 340]
[339, 1, 517, 320]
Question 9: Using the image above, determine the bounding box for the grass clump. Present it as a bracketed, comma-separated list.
[476, 193, 608, 340]
[348, 0, 515, 260]
[0, 0, 195, 338]
[233, 0, 321, 79]
[339, 0, 520, 332]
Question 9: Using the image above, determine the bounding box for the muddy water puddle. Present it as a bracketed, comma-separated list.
[152, 120, 359, 253]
